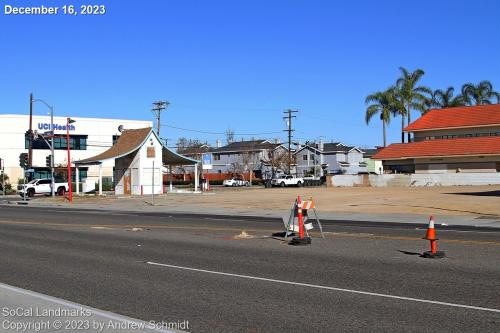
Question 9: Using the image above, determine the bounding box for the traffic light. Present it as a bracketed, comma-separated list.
[19, 153, 28, 168]
[46, 155, 52, 167]
[24, 129, 33, 140]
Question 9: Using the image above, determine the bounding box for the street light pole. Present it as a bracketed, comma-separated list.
[33, 99, 56, 197]
[1, 159, 5, 196]
[66, 117, 73, 203]
[50, 106, 55, 197]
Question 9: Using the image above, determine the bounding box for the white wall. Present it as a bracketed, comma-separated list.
[137, 132, 163, 195]
[329, 175, 364, 187]
[329, 173, 500, 187]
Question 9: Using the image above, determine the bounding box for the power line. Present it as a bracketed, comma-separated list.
[160, 124, 282, 136]
[170, 103, 282, 113]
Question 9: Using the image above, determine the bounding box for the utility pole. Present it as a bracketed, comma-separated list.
[151, 100, 170, 136]
[28, 93, 34, 169]
[1, 159, 5, 196]
[283, 109, 298, 175]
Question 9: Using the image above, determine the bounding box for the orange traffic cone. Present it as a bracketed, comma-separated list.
[289, 195, 311, 246]
[422, 216, 445, 259]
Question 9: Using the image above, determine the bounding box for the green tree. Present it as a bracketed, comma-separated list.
[396, 67, 432, 142]
[365, 88, 398, 147]
[461, 80, 500, 105]
[427, 87, 465, 110]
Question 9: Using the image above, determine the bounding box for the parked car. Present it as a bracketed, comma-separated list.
[303, 176, 323, 186]
[270, 175, 304, 187]
[223, 177, 250, 187]
[17, 179, 69, 197]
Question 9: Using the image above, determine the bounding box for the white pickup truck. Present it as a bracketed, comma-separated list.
[18, 179, 69, 197]
[270, 175, 304, 187]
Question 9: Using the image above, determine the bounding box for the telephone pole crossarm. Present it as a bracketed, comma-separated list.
[151, 100, 170, 136]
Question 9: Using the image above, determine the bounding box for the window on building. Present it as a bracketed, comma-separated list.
[32, 167, 88, 182]
[302, 155, 308, 161]
[112, 135, 120, 144]
[214, 154, 221, 160]
[310, 154, 315, 161]
[26, 135, 88, 150]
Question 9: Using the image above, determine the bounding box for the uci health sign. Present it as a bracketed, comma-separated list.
[202, 153, 212, 170]
[37, 123, 75, 131]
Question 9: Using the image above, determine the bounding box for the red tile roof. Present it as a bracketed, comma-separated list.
[373, 136, 500, 160]
[404, 104, 500, 132]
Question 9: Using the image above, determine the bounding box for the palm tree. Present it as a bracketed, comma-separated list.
[365, 89, 397, 147]
[426, 87, 465, 110]
[461, 80, 500, 105]
[396, 67, 432, 142]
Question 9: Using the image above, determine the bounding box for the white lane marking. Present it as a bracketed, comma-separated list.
[146, 261, 500, 314]
[0, 283, 177, 332]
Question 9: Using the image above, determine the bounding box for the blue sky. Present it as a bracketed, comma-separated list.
[1, 0, 499, 148]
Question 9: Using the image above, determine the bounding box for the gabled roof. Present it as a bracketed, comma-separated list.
[373, 136, 500, 160]
[362, 148, 381, 158]
[76, 127, 198, 165]
[323, 143, 360, 153]
[77, 127, 152, 164]
[210, 140, 283, 153]
[294, 142, 362, 155]
[404, 104, 500, 132]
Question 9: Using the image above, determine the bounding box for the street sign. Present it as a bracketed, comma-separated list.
[25, 169, 35, 173]
[202, 153, 212, 170]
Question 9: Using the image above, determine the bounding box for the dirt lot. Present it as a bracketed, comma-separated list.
[41, 185, 500, 217]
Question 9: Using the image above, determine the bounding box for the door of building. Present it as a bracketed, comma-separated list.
[124, 170, 131, 195]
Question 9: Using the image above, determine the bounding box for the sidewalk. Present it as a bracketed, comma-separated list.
[0, 283, 184, 333]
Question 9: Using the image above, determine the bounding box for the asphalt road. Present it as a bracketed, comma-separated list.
[0, 205, 499, 332]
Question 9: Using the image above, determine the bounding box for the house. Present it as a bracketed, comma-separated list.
[362, 148, 384, 174]
[373, 104, 500, 173]
[209, 139, 288, 178]
[294, 140, 367, 177]
[177, 143, 211, 161]
[176, 139, 288, 179]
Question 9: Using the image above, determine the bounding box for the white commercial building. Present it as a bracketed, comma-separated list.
[0, 114, 152, 186]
